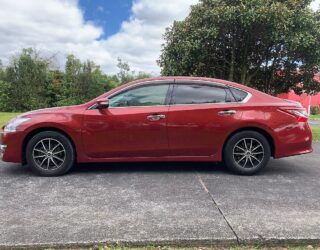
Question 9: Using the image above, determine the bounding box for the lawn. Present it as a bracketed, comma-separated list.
[310, 114, 320, 120]
[0, 112, 21, 127]
[311, 126, 320, 141]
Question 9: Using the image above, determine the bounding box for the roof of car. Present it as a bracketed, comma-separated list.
[132, 76, 253, 92]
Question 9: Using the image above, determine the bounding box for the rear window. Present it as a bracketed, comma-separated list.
[230, 88, 249, 102]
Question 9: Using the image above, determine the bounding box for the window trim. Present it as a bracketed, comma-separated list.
[88, 79, 251, 110]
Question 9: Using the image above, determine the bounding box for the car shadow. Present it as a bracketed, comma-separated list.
[1, 158, 301, 177]
[73, 161, 228, 175]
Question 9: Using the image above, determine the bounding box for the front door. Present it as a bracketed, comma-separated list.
[82, 81, 172, 158]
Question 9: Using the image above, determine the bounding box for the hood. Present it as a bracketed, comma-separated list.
[19, 105, 83, 117]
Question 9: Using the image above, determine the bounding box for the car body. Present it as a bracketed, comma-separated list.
[0, 77, 313, 176]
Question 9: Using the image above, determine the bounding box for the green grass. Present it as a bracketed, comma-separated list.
[310, 114, 320, 120]
[311, 126, 320, 141]
[0, 112, 21, 127]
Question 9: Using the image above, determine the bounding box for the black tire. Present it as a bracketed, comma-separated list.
[223, 131, 271, 175]
[26, 131, 75, 176]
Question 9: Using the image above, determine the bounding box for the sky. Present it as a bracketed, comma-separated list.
[0, 0, 319, 75]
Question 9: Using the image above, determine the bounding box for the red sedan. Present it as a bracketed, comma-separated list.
[0, 77, 312, 176]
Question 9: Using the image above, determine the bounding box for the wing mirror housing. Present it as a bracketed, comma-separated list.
[96, 98, 109, 109]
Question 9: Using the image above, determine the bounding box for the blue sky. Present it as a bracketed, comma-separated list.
[0, 0, 319, 74]
[79, 0, 133, 38]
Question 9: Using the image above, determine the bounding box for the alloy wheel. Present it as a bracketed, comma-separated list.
[232, 138, 265, 169]
[32, 138, 66, 170]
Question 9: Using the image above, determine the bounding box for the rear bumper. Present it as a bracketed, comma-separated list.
[275, 122, 313, 159]
[0, 129, 23, 163]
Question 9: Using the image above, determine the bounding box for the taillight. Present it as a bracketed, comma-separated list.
[280, 108, 309, 123]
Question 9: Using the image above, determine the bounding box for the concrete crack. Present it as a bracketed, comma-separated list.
[196, 172, 240, 244]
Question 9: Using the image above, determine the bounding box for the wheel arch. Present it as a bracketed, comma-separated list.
[22, 127, 77, 165]
[222, 127, 275, 159]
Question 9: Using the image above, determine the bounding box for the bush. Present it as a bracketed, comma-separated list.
[0, 80, 12, 112]
[311, 106, 320, 115]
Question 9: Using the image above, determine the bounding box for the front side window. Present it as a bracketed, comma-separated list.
[109, 84, 169, 107]
[172, 83, 234, 105]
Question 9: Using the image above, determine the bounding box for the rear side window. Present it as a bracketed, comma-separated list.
[230, 88, 248, 102]
[172, 84, 235, 105]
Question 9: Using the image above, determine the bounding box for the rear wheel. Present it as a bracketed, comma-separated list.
[26, 131, 75, 176]
[223, 131, 271, 175]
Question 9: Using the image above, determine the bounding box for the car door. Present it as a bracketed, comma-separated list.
[167, 80, 242, 157]
[82, 80, 172, 158]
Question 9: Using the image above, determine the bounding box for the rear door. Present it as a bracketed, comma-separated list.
[167, 80, 242, 157]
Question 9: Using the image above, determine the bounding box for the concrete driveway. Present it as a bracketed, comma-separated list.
[309, 120, 320, 127]
[0, 144, 320, 248]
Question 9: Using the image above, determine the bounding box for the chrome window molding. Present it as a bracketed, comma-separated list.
[108, 80, 173, 100]
[87, 79, 252, 110]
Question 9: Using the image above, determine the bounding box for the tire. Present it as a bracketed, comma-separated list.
[26, 131, 75, 176]
[223, 131, 271, 175]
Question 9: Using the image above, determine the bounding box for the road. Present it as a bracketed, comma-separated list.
[0, 144, 320, 248]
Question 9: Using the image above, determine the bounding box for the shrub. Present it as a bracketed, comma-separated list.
[310, 106, 320, 115]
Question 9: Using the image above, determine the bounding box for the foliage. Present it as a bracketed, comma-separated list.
[310, 106, 320, 115]
[0, 49, 152, 112]
[4, 48, 50, 111]
[159, 0, 320, 95]
[0, 81, 12, 111]
[117, 58, 151, 85]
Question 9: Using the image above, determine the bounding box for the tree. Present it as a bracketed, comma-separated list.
[0, 49, 153, 111]
[117, 58, 151, 85]
[159, 0, 320, 95]
[4, 48, 50, 111]
[0, 80, 12, 111]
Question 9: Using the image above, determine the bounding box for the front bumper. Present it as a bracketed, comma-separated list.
[0, 144, 7, 159]
[0, 129, 24, 163]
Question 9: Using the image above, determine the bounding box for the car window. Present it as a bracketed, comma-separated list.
[109, 84, 169, 107]
[230, 88, 248, 102]
[172, 84, 234, 105]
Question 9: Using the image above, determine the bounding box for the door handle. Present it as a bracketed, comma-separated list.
[218, 110, 236, 116]
[147, 114, 166, 121]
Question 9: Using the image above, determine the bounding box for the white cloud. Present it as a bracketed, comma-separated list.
[1, 0, 319, 75]
[311, 0, 320, 11]
[0, 0, 198, 74]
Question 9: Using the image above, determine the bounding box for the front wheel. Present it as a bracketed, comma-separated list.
[223, 131, 271, 175]
[26, 131, 75, 176]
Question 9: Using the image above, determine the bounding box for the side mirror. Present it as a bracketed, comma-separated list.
[96, 98, 109, 109]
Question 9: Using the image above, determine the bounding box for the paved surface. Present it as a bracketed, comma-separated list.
[0, 144, 320, 248]
[309, 120, 320, 127]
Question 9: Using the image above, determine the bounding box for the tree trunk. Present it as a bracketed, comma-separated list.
[228, 39, 236, 81]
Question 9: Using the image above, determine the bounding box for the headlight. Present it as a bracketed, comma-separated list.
[4, 118, 30, 132]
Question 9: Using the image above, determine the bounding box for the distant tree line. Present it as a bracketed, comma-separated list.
[0, 48, 151, 112]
